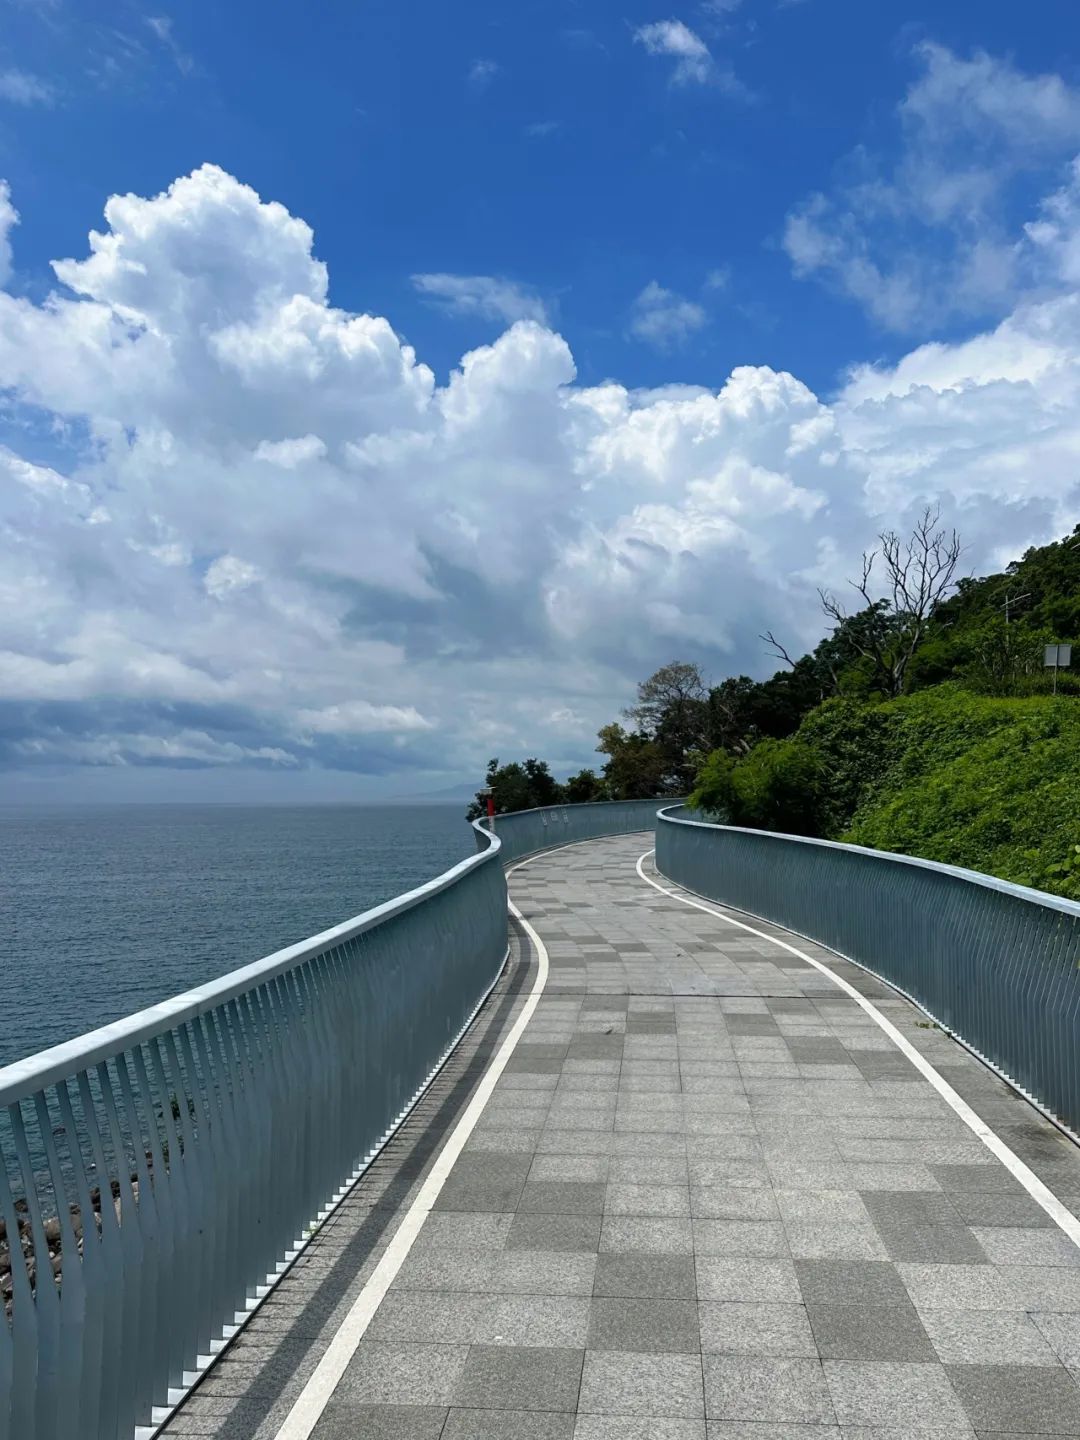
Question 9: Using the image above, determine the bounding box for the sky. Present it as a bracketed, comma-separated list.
[2, 0, 1080, 801]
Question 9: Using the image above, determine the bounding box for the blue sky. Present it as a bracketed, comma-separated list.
[2, 0, 1080, 799]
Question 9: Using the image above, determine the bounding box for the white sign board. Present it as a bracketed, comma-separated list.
[1045, 644, 1072, 667]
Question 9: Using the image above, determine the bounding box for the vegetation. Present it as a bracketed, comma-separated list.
[470, 518, 1080, 899]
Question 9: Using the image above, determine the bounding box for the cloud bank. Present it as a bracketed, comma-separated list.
[1, 163, 1079, 788]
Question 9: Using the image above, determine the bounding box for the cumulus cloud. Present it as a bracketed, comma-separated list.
[412, 272, 548, 325]
[628, 281, 707, 349]
[784, 43, 1080, 331]
[2, 162, 1080, 786]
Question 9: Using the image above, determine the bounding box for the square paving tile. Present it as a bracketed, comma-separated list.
[340, 1343, 470, 1405]
[822, 1360, 968, 1428]
[470, 1296, 590, 1347]
[920, 1308, 1060, 1365]
[692, 1220, 789, 1257]
[508, 1215, 602, 1252]
[806, 1303, 935, 1361]
[593, 1254, 697, 1299]
[697, 1257, 802, 1303]
[783, 1222, 888, 1261]
[393, 1250, 497, 1294]
[416, 1214, 514, 1252]
[698, 1302, 817, 1358]
[945, 1191, 1055, 1228]
[794, 1260, 910, 1309]
[600, 1216, 694, 1254]
[530, 1157, 611, 1183]
[367, 1293, 480, 1345]
[587, 1297, 700, 1353]
[486, 1250, 597, 1297]
[452, 1345, 584, 1412]
[945, 1362, 1080, 1432]
[608, 1157, 689, 1184]
[703, 1355, 835, 1422]
[929, 1164, 1025, 1194]
[896, 1263, 1019, 1312]
[578, 1351, 705, 1418]
[605, 1184, 691, 1217]
[1001, 1264, 1080, 1312]
[519, 1183, 608, 1215]
[970, 1226, 1080, 1268]
[691, 1189, 779, 1222]
[775, 1192, 870, 1226]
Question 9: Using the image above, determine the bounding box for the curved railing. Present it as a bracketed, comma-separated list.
[484, 797, 679, 864]
[0, 822, 507, 1440]
[656, 804, 1080, 1134]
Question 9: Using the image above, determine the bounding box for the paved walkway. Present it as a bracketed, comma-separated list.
[165, 833, 1080, 1440]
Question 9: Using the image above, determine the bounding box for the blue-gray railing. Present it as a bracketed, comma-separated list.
[0, 822, 507, 1440]
[656, 805, 1080, 1134]
[483, 797, 679, 864]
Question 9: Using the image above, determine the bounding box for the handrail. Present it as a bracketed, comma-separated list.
[655, 804, 1080, 1134]
[488, 796, 680, 864]
[0, 820, 507, 1439]
[657, 804, 1080, 918]
[0, 833, 503, 1109]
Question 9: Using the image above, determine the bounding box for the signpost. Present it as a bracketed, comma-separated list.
[1044, 643, 1072, 695]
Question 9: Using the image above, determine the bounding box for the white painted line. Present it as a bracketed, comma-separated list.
[636, 848, 1080, 1250]
[271, 869, 551, 1440]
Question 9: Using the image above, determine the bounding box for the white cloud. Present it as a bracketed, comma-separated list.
[1, 163, 1080, 785]
[254, 434, 327, 467]
[629, 280, 707, 348]
[0, 181, 18, 287]
[204, 555, 261, 598]
[294, 701, 433, 736]
[0, 68, 54, 105]
[635, 20, 713, 85]
[784, 43, 1080, 331]
[412, 272, 548, 325]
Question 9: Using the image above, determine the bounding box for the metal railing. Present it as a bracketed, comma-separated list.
[0, 822, 507, 1440]
[482, 797, 678, 864]
[656, 804, 1080, 1134]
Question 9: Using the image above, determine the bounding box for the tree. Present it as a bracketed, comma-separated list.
[624, 662, 710, 791]
[564, 768, 608, 803]
[596, 723, 669, 799]
[688, 749, 736, 816]
[727, 738, 823, 836]
[817, 507, 962, 698]
[466, 757, 564, 820]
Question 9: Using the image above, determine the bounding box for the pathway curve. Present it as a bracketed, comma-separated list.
[165, 833, 1080, 1440]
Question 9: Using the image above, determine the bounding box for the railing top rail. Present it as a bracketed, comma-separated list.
[0, 818, 501, 1109]
[492, 796, 675, 819]
[657, 803, 1080, 921]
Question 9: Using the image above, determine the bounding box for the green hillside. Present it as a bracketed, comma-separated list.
[803, 688, 1080, 898]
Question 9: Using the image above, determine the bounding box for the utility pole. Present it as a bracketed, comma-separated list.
[999, 589, 1031, 626]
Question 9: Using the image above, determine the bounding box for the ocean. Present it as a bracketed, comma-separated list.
[1, 803, 476, 1068]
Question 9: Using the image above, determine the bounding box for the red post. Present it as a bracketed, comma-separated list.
[486, 792, 496, 832]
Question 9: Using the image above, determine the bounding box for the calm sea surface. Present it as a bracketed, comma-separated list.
[1, 803, 475, 1067]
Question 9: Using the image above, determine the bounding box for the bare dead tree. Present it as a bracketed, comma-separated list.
[819, 506, 962, 697]
[759, 630, 799, 669]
